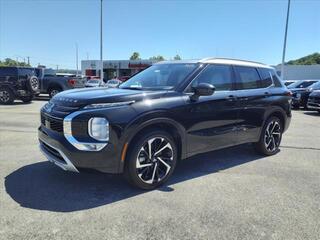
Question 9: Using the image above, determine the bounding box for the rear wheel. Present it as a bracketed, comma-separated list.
[49, 87, 62, 98]
[254, 116, 282, 156]
[124, 130, 177, 190]
[0, 87, 14, 104]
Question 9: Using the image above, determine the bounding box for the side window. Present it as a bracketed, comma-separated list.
[258, 68, 273, 88]
[270, 70, 283, 87]
[234, 66, 260, 89]
[190, 64, 233, 91]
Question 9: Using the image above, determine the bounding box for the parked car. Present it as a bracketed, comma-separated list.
[105, 79, 122, 88]
[35, 68, 86, 98]
[307, 90, 320, 113]
[85, 79, 104, 88]
[118, 76, 131, 82]
[0, 66, 39, 104]
[38, 58, 292, 189]
[287, 80, 320, 109]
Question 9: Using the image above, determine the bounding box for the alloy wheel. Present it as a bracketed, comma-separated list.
[0, 90, 10, 103]
[136, 137, 174, 184]
[30, 77, 39, 91]
[50, 89, 60, 97]
[264, 120, 281, 152]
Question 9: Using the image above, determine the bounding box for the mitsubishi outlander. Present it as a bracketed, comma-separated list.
[39, 58, 292, 189]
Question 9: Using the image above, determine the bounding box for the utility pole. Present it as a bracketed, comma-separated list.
[56, 65, 59, 71]
[76, 43, 79, 76]
[281, 0, 291, 79]
[100, 0, 104, 81]
[27, 56, 30, 65]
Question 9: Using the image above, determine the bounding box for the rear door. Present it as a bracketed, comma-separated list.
[233, 66, 274, 143]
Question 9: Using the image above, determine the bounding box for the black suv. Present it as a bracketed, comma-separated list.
[0, 67, 39, 104]
[38, 58, 292, 189]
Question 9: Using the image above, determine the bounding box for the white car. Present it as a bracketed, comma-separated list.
[106, 79, 122, 88]
[85, 79, 104, 88]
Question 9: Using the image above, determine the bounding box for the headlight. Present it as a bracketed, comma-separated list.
[84, 101, 134, 109]
[88, 117, 109, 141]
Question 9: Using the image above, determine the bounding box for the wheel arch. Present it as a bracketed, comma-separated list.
[118, 117, 187, 173]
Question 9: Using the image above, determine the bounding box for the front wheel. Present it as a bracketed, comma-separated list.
[124, 130, 178, 190]
[254, 116, 282, 156]
[0, 87, 14, 104]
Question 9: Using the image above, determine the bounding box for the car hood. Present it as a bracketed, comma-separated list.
[310, 90, 320, 97]
[51, 87, 168, 107]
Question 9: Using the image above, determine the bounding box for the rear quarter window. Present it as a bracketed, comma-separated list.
[258, 68, 273, 88]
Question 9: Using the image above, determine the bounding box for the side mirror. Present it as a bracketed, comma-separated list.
[191, 83, 215, 101]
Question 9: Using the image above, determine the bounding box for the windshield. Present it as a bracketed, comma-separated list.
[108, 80, 120, 84]
[88, 80, 99, 83]
[119, 63, 198, 90]
[288, 80, 318, 89]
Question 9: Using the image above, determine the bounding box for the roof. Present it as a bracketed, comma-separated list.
[157, 58, 272, 69]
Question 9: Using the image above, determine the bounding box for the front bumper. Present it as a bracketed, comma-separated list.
[38, 126, 122, 173]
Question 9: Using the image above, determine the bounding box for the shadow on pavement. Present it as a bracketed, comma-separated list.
[303, 111, 320, 117]
[5, 144, 262, 212]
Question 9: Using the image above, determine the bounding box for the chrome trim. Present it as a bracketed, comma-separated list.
[63, 109, 108, 151]
[39, 140, 79, 173]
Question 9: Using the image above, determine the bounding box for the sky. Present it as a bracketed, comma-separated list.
[0, 0, 319, 69]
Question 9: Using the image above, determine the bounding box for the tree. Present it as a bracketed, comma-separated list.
[287, 52, 320, 65]
[130, 52, 141, 60]
[0, 58, 31, 67]
[173, 54, 181, 60]
[149, 55, 165, 61]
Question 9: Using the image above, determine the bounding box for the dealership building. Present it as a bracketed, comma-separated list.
[81, 60, 156, 81]
[82, 59, 320, 81]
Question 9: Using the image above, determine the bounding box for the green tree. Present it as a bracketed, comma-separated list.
[173, 54, 181, 60]
[0, 58, 31, 67]
[149, 55, 165, 61]
[287, 52, 320, 65]
[130, 52, 141, 60]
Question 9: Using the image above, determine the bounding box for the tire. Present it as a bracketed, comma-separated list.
[20, 95, 33, 103]
[49, 87, 62, 98]
[0, 87, 14, 104]
[124, 130, 178, 190]
[254, 116, 283, 156]
[27, 76, 39, 93]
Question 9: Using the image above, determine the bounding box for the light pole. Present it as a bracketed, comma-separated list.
[100, 0, 104, 81]
[281, 0, 291, 79]
[76, 43, 79, 76]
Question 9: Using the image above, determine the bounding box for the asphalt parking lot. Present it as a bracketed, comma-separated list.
[0, 99, 319, 240]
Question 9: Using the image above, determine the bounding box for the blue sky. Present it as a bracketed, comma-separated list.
[0, 0, 319, 69]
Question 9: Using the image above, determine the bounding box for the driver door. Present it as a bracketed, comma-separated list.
[179, 64, 240, 156]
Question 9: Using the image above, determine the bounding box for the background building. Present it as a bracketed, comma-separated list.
[81, 60, 156, 81]
[275, 65, 320, 80]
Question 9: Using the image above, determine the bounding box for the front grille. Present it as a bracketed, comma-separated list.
[52, 104, 79, 115]
[41, 113, 63, 133]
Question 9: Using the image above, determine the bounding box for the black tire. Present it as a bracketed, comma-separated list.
[254, 116, 283, 156]
[48, 87, 62, 98]
[0, 87, 14, 104]
[124, 130, 178, 190]
[20, 95, 33, 103]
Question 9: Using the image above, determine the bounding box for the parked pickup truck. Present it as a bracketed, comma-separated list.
[35, 68, 86, 98]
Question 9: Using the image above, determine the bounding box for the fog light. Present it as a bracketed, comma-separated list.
[88, 117, 109, 141]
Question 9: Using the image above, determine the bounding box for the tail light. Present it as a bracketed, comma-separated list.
[68, 79, 76, 86]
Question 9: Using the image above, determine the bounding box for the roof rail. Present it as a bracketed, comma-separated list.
[200, 57, 265, 65]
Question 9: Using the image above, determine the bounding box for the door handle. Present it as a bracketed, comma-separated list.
[226, 95, 237, 101]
